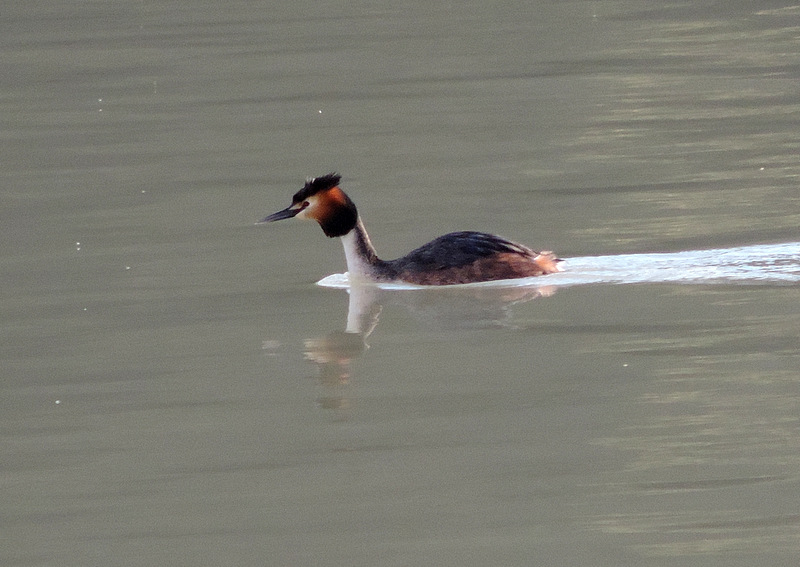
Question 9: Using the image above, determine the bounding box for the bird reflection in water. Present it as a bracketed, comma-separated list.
[301, 282, 557, 418]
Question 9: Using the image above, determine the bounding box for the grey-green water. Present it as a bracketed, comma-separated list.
[3, 1, 800, 565]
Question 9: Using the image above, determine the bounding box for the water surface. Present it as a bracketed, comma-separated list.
[3, 1, 800, 566]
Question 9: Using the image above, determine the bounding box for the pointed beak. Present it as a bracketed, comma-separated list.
[257, 206, 300, 224]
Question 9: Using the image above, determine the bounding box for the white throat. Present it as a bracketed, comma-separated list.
[339, 218, 380, 282]
[340, 230, 372, 282]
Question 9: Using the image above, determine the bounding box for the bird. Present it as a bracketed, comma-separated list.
[258, 173, 562, 285]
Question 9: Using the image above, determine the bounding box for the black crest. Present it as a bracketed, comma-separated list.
[292, 173, 341, 203]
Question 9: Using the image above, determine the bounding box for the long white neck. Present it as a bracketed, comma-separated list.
[339, 217, 384, 282]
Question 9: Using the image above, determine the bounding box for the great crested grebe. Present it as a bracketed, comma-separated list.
[258, 173, 562, 285]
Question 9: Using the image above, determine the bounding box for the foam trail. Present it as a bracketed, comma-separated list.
[317, 242, 800, 290]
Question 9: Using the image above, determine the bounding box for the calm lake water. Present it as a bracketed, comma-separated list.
[3, 1, 800, 565]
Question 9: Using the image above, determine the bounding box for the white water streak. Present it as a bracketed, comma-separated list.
[317, 242, 800, 290]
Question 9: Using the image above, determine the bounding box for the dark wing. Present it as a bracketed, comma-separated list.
[391, 231, 535, 271]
